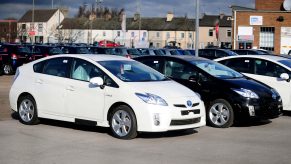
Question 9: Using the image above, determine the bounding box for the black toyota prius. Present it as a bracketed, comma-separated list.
[135, 55, 282, 128]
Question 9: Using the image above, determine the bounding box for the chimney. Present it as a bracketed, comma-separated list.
[166, 12, 174, 22]
[133, 12, 140, 21]
[219, 13, 225, 19]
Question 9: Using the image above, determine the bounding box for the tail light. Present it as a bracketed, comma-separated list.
[125, 54, 131, 59]
[3, 48, 8, 52]
[11, 54, 18, 60]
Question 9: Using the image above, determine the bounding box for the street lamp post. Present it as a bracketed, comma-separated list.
[195, 0, 199, 57]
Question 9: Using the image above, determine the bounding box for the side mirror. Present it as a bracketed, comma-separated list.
[89, 77, 104, 86]
[280, 73, 290, 82]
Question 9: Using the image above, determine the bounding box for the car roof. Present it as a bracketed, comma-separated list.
[136, 55, 208, 61]
[47, 54, 131, 62]
[215, 54, 288, 62]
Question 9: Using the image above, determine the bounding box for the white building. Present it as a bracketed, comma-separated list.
[18, 9, 65, 43]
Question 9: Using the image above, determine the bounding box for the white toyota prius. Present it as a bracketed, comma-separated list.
[9, 54, 205, 139]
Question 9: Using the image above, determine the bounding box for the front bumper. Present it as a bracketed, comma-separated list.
[135, 100, 206, 132]
[232, 96, 282, 119]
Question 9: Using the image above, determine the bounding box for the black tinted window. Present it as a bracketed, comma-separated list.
[216, 50, 227, 57]
[254, 59, 289, 77]
[222, 58, 253, 73]
[33, 61, 45, 73]
[139, 59, 163, 72]
[165, 60, 198, 80]
[43, 58, 71, 78]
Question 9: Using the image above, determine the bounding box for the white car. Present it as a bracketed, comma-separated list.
[9, 54, 205, 139]
[215, 55, 291, 111]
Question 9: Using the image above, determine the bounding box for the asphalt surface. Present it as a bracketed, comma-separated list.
[1, 75, 291, 164]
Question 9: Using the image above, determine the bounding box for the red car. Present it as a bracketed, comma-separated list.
[97, 40, 120, 47]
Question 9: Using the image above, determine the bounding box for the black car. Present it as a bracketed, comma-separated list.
[58, 45, 91, 54]
[0, 44, 33, 75]
[135, 55, 282, 128]
[27, 45, 63, 60]
[112, 47, 142, 58]
[0, 55, 3, 75]
[232, 49, 272, 55]
[198, 48, 238, 60]
[90, 47, 115, 55]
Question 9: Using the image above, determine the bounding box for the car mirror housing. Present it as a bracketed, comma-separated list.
[90, 77, 104, 86]
[280, 73, 290, 82]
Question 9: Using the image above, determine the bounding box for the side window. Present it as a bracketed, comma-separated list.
[254, 59, 288, 77]
[164, 60, 198, 80]
[43, 58, 71, 78]
[215, 50, 227, 58]
[71, 59, 118, 87]
[201, 49, 215, 57]
[33, 61, 46, 73]
[222, 58, 253, 73]
[139, 59, 163, 73]
[72, 59, 103, 82]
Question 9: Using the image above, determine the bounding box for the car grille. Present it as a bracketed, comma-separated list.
[170, 117, 201, 126]
[181, 109, 200, 115]
[173, 103, 199, 108]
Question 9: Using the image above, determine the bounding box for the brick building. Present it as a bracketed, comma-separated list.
[232, 0, 291, 54]
[0, 20, 17, 43]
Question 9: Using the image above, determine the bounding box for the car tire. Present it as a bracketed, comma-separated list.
[18, 95, 39, 125]
[109, 105, 138, 139]
[207, 99, 234, 128]
[3, 64, 13, 75]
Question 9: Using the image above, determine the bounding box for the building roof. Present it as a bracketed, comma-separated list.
[230, 5, 256, 11]
[18, 9, 58, 23]
[199, 14, 232, 27]
[60, 17, 196, 31]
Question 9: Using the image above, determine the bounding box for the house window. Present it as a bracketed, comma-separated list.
[189, 32, 193, 38]
[21, 24, 26, 30]
[156, 42, 160, 48]
[181, 33, 185, 38]
[156, 32, 160, 38]
[143, 32, 147, 38]
[131, 32, 135, 37]
[227, 30, 231, 37]
[259, 27, 275, 51]
[30, 23, 35, 31]
[103, 31, 106, 37]
[166, 32, 170, 39]
[38, 23, 43, 32]
[117, 31, 121, 37]
[209, 29, 213, 37]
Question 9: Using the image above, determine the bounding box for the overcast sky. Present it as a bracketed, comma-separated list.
[0, 0, 255, 20]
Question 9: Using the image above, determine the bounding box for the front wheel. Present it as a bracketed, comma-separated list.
[3, 64, 13, 75]
[207, 99, 234, 128]
[18, 95, 39, 125]
[109, 105, 137, 139]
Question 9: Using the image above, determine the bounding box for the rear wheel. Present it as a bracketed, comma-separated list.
[109, 105, 137, 139]
[18, 95, 39, 125]
[3, 64, 13, 75]
[207, 99, 234, 128]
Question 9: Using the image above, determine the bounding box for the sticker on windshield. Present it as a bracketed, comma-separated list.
[244, 60, 249, 63]
[154, 61, 159, 64]
[63, 60, 68, 63]
[124, 64, 132, 71]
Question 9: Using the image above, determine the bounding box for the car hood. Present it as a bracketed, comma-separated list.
[128, 80, 200, 100]
[223, 77, 275, 98]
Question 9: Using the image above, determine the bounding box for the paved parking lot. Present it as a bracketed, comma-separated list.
[1, 75, 291, 164]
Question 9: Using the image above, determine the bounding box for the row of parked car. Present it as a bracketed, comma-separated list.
[2, 43, 291, 139]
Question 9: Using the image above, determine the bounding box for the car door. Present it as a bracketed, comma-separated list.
[248, 59, 291, 110]
[64, 58, 106, 121]
[34, 57, 71, 116]
[163, 59, 212, 99]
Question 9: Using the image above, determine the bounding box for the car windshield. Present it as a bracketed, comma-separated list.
[98, 60, 169, 82]
[49, 47, 63, 55]
[191, 60, 243, 79]
[224, 49, 238, 56]
[19, 47, 31, 53]
[278, 60, 291, 68]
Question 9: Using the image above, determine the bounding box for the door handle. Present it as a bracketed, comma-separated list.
[35, 79, 43, 84]
[66, 86, 75, 91]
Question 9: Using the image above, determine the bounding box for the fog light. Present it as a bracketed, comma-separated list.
[153, 113, 160, 126]
[248, 105, 255, 116]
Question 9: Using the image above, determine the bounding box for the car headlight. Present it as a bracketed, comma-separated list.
[232, 88, 259, 99]
[135, 93, 168, 106]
